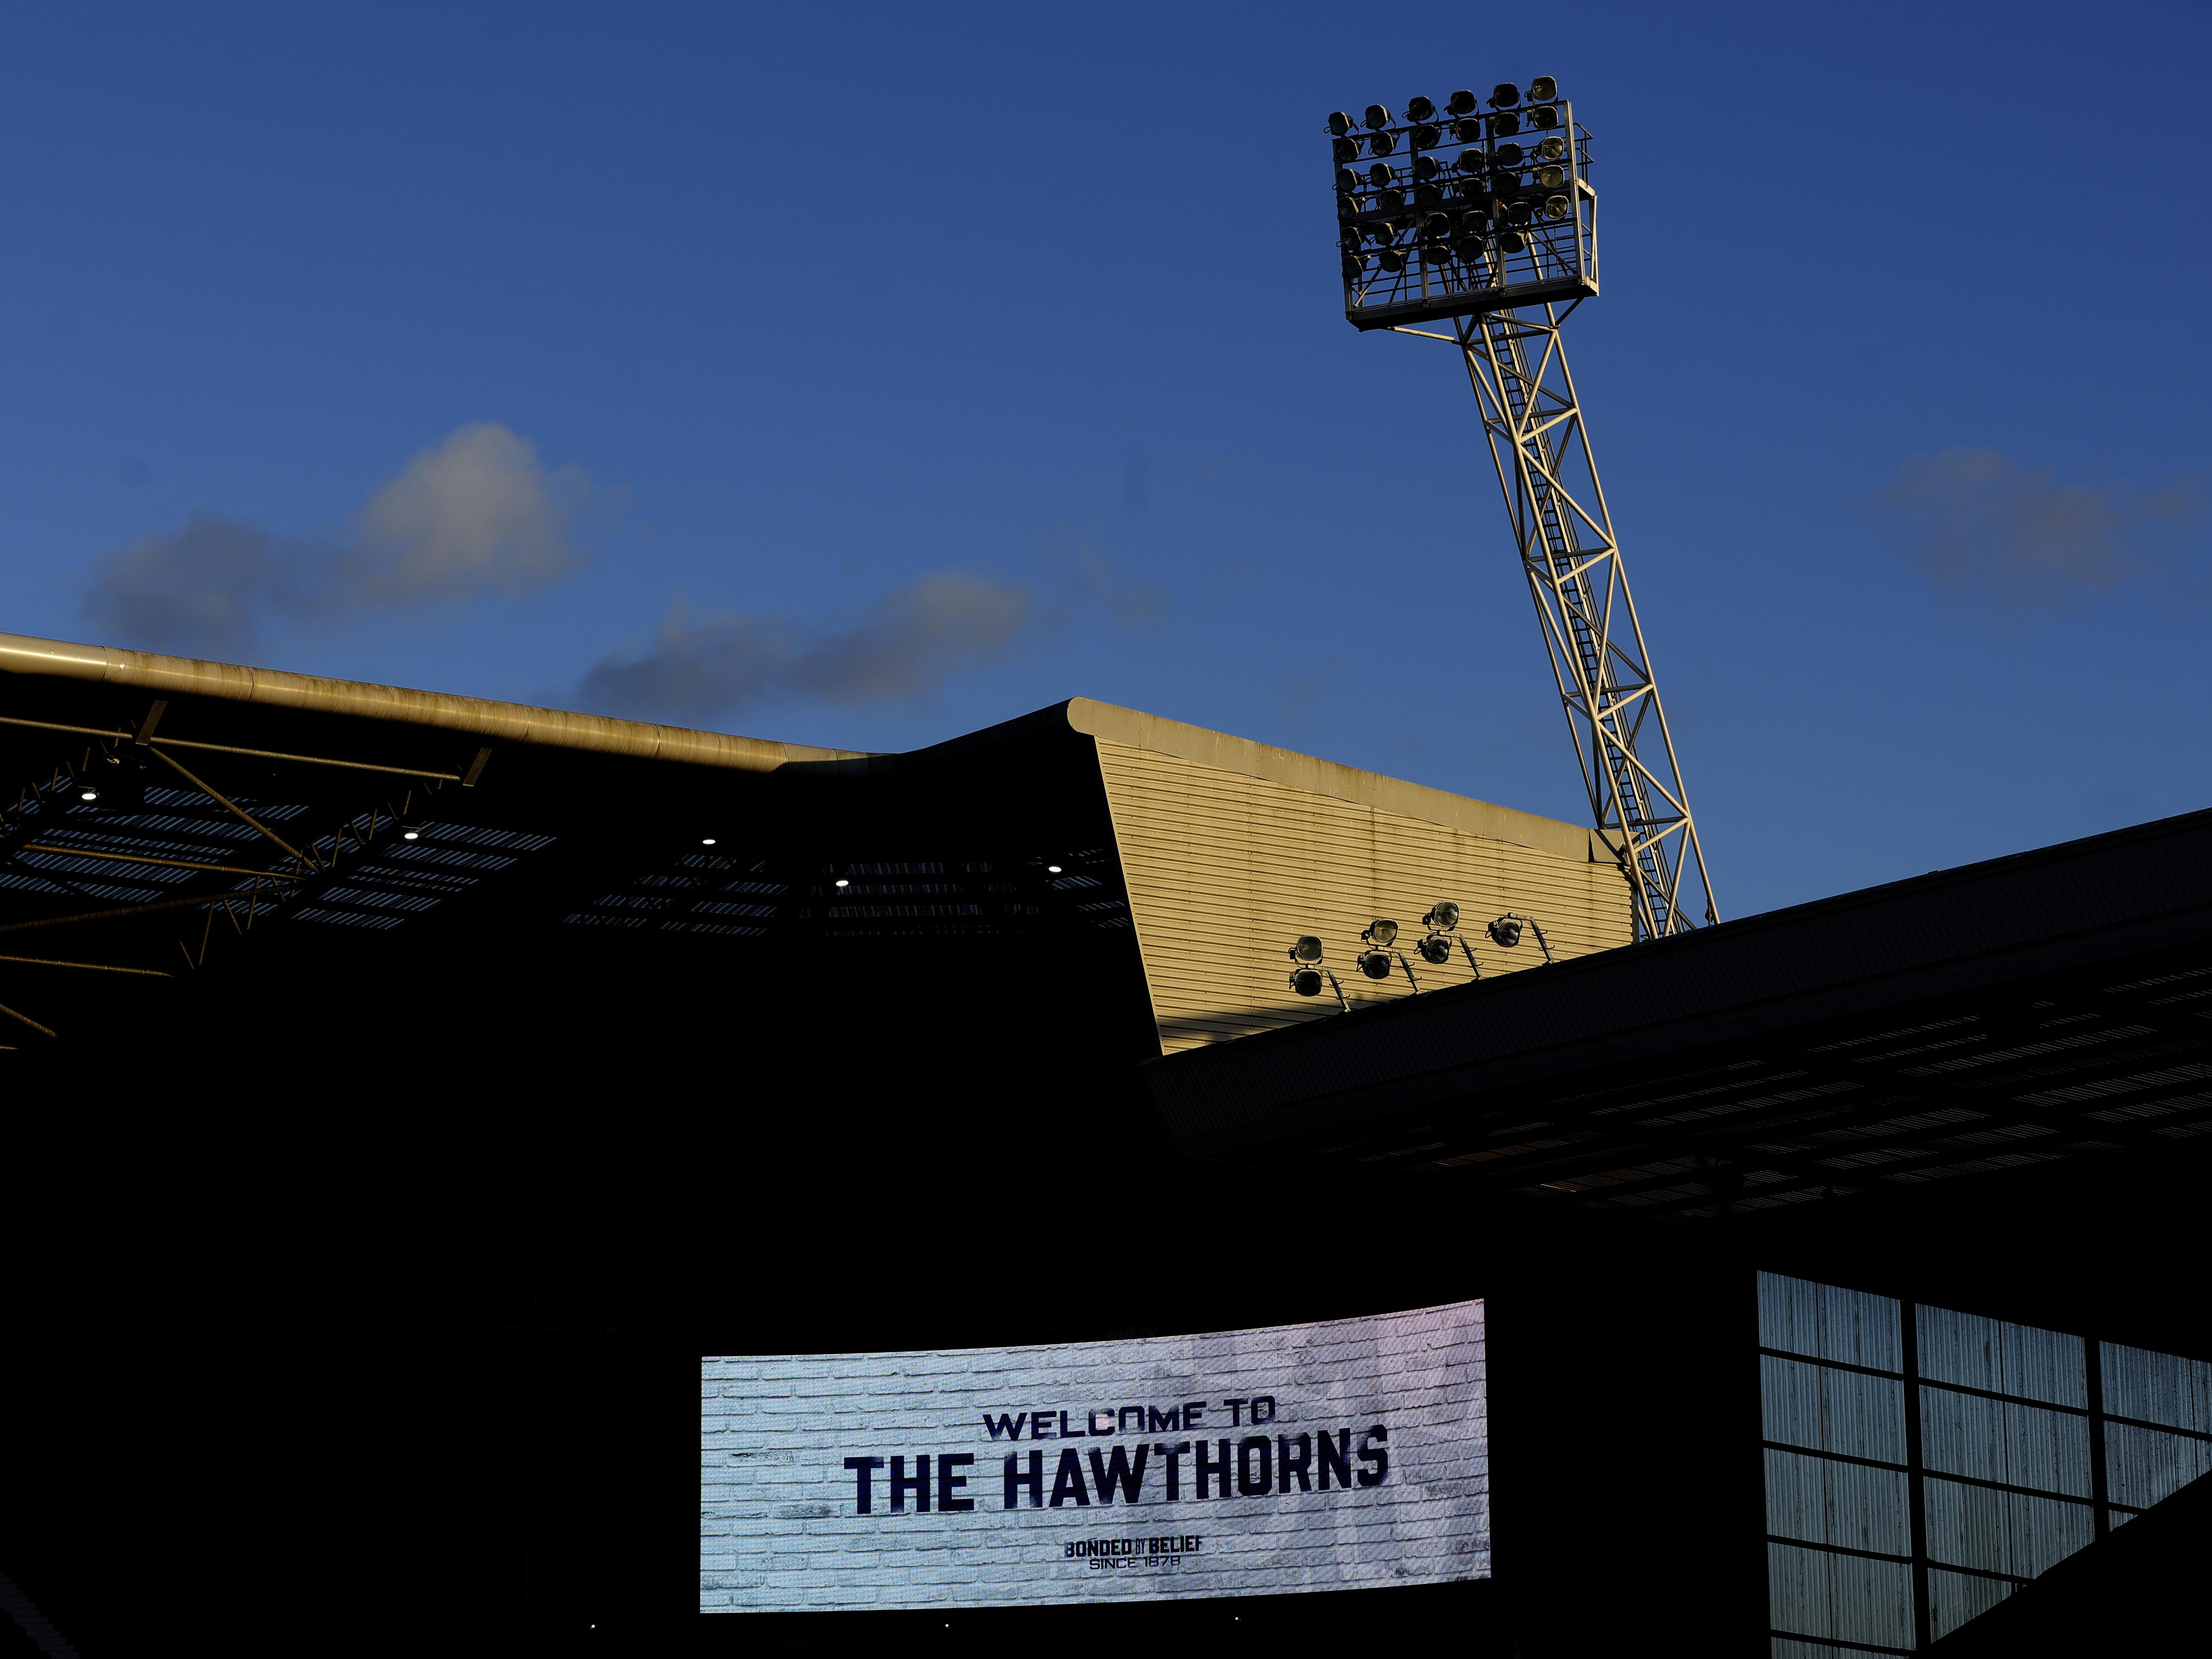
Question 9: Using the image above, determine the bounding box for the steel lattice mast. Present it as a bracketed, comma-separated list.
[1324, 79, 1716, 940]
[1448, 304, 1716, 938]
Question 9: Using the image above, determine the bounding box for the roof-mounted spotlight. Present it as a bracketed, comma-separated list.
[400, 823, 423, 841]
[1422, 900, 1461, 932]
[1286, 937, 1349, 1010]
[1363, 918, 1399, 947]
[1047, 864, 1064, 874]
[702, 837, 717, 846]
[75, 782, 100, 802]
[834, 877, 851, 888]
[1446, 88, 1478, 117]
[1486, 912, 1554, 962]
[1356, 948, 1394, 981]
[1404, 95, 1436, 123]
[1416, 933, 1454, 965]
[1527, 75, 1558, 102]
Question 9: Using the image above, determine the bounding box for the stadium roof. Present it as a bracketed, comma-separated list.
[1142, 807, 2212, 1218]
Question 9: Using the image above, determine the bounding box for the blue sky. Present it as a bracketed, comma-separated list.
[2, 1, 2208, 919]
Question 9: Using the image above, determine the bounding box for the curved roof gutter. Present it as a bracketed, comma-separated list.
[0, 632, 871, 773]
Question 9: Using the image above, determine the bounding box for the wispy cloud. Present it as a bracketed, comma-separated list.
[1875, 447, 2201, 615]
[579, 573, 1032, 721]
[80, 423, 587, 655]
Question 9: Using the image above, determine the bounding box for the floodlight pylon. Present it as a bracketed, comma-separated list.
[1321, 82, 1717, 942]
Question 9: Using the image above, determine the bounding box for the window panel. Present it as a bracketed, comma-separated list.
[1922, 1476, 2092, 1579]
[2104, 1422, 2212, 1510]
[1918, 1390, 2090, 1497]
[1763, 1355, 1908, 1464]
[1759, 1272, 1903, 1372]
[1916, 1305, 2084, 1407]
[1767, 1542, 1915, 1653]
[1765, 1448, 1910, 1557]
[2101, 1342, 2212, 1434]
[1927, 1569, 2012, 1643]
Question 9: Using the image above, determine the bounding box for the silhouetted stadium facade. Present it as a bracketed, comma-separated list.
[0, 634, 2203, 1657]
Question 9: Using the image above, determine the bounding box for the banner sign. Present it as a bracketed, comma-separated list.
[701, 1299, 1486, 1612]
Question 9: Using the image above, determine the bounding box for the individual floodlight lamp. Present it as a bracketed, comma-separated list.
[400, 824, 423, 841]
[1405, 95, 1437, 123]
[1422, 900, 1461, 932]
[1416, 933, 1454, 965]
[1356, 948, 1394, 980]
[1527, 75, 1558, 101]
[1446, 88, 1478, 116]
[1363, 103, 1391, 129]
[1363, 918, 1400, 947]
[1487, 912, 1555, 963]
[1286, 936, 1350, 1010]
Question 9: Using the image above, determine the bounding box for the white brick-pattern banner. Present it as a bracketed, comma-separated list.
[702, 1299, 1487, 1612]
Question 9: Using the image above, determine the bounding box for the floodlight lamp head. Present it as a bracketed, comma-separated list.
[1487, 916, 1523, 949]
[1404, 95, 1436, 123]
[1362, 103, 1391, 130]
[1527, 75, 1558, 102]
[1544, 195, 1571, 220]
[400, 823, 422, 841]
[1367, 130, 1396, 156]
[1490, 110, 1520, 137]
[1332, 136, 1358, 163]
[701, 837, 717, 846]
[1290, 967, 1327, 998]
[1363, 918, 1400, 947]
[1495, 142, 1524, 168]
[76, 781, 99, 802]
[1417, 934, 1453, 966]
[1424, 900, 1462, 932]
[1489, 83, 1520, 108]
[1410, 123, 1441, 150]
[1536, 135, 1566, 161]
[1356, 949, 1394, 981]
[1327, 111, 1354, 136]
[1289, 935, 1325, 964]
[1529, 104, 1559, 130]
[1446, 88, 1478, 116]
[1366, 162, 1391, 187]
